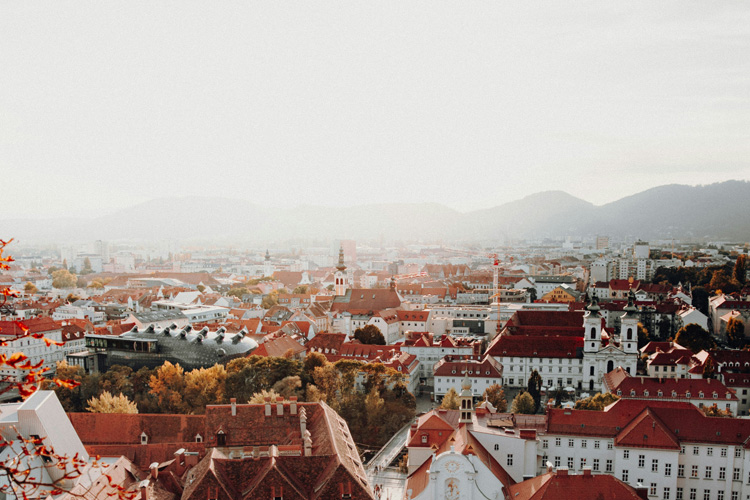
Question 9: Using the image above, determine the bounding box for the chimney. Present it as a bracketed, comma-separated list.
[231, 398, 237, 416]
[636, 487, 649, 500]
[303, 429, 312, 456]
[582, 468, 592, 477]
[276, 396, 284, 416]
[557, 468, 568, 476]
[299, 407, 307, 438]
[265, 397, 272, 416]
[184, 452, 199, 467]
[149, 462, 159, 480]
[290, 396, 298, 415]
[139, 480, 149, 500]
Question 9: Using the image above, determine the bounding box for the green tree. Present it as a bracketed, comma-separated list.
[196, 284, 206, 293]
[734, 255, 748, 285]
[674, 323, 716, 353]
[692, 286, 709, 316]
[440, 387, 460, 409]
[24, 281, 37, 294]
[482, 384, 507, 412]
[574, 392, 619, 411]
[511, 391, 536, 414]
[51, 269, 77, 289]
[726, 317, 746, 349]
[81, 257, 93, 275]
[99, 365, 135, 399]
[353, 325, 385, 345]
[527, 370, 542, 412]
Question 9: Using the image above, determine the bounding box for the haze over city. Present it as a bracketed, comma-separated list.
[2, 1, 749, 219]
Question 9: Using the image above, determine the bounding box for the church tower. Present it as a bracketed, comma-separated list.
[334, 245, 348, 297]
[583, 295, 602, 354]
[620, 290, 639, 354]
[459, 371, 474, 424]
[263, 249, 273, 278]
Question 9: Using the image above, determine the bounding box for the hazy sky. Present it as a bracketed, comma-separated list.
[2, 2, 749, 218]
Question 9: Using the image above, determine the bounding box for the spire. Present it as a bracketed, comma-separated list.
[459, 368, 473, 424]
[585, 294, 601, 317]
[336, 245, 346, 272]
[265, 249, 270, 261]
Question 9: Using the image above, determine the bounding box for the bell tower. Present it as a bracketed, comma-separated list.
[583, 295, 602, 353]
[459, 370, 474, 424]
[620, 290, 639, 354]
[334, 245, 348, 297]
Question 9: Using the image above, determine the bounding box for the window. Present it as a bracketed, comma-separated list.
[677, 488, 683, 500]
[542, 439, 548, 449]
[721, 448, 728, 457]
[678, 465, 685, 478]
[708, 447, 713, 456]
[568, 439, 574, 448]
[607, 442, 613, 450]
[622, 470, 629, 482]
[694, 446, 700, 456]
[652, 459, 659, 473]
[692, 465, 699, 478]
[593, 459, 600, 472]
[580, 458, 586, 469]
[703, 491, 710, 500]
[422, 435, 428, 444]
[719, 467, 726, 480]
[581, 439, 587, 448]
[690, 489, 696, 500]
[568, 457, 574, 469]
[735, 448, 742, 458]
[555, 438, 561, 447]
[664, 487, 671, 500]
[638, 455, 645, 468]
[594, 440, 600, 449]
[666, 463, 672, 476]
[681, 446, 686, 455]
[554, 456, 560, 467]
[705, 466, 712, 479]
[731, 493, 738, 500]
[733, 468, 740, 481]
[717, 492, 724, 500]
[650, 484, 657, 496]
[624, 450, 630, 459]
[507, 454, 513, 466]
[606, 459, 613, 473]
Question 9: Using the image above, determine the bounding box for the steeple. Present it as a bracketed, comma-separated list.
[459, 369, 473, 424]
[620, 290, 639, 354]
[336, 245, 346, 272]
[265, 249, 270, 262]
[583, 294, 602, 353]
[263, 249, 273, 278]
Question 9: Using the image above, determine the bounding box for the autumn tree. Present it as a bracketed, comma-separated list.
[637, 322, 651, 349]
[87, 391, 139, 413]
[726, 317, 746, 349]
[482, 384, 507, 412]
[292, 285, 309, 294]
[440, 388, 460, 410]
[353, 324, 385, 345]
[511, 391, 536, 414]
[675, 323, 716, 353]
[183, 364, 227, 413]
[227, 287, 249, 299]
[248, 389, 283, 404]
[149, 361, 189, 413]
[574, 392, 619, 411]
[692, 286, 709, 316]
[703, 357, 717, 379]
[24, 281, 38, 294]
[261, 290, 279, 309]
[702, 403, 732, 418]
[51, 269, 77, 289]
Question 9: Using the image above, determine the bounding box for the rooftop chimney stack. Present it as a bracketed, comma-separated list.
[149, 462, 159, 480]
[290, 396, 298, 415]
[299, 407, 307, 438]
[265, 397, 272, 416]
[303, 429, 312, 457]
[231, 398, 237, 416]
[276, 397, 284, 416]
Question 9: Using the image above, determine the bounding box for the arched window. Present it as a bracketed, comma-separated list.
[626, 328, 633, 340]
[590, 366, 595, 376]
[590, 327, 597, 340]
[607, 360, 614, 373]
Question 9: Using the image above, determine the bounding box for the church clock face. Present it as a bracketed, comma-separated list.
[444, 460, 460, 474]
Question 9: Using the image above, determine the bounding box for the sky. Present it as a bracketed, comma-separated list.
[1, 1, 749, 218]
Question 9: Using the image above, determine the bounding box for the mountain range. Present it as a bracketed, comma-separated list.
[3, 181, 749, 244]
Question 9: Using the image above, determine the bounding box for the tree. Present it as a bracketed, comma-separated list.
[692, 286, 709, 316]
[734, 255, 747, 285]
[511, 391, 536, 414]
[702, 403, 732, 418]
[196, 284, 206, 293]
[24, 281, 37, 294]
[248, 389, 283, 404]
[271, 375, 303, 399]
[80, 257, 93, 275]
[51, 269, 76, 289]
[527, 370, 542, 412]
[637, 322, 651, 349]
[353, 325, 385, 345]
[261, 290, 279, 309]
[440, 388, 460, 409]
[87, 391, 139, 413]
[702, 357, 717, 379]
[482, 384, 507, 412]
[292, 285, 309, 294]
[710, 269, 740, 294]
[674, 323, 716, 353]
[148, 361, 188, 413]
[227, 287, 249, 299]
[183, 365, 227, 413]
[574, 392, 619, 411]
[726, 317, 746, 348]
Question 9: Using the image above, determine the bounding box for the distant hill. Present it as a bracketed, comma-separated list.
[3, 180, 749, 243]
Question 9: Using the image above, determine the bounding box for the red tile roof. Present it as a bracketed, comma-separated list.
[507, 469, 646, 500]
[487, 335, 583, 359]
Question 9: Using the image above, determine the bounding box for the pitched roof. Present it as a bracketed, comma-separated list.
[330, 289, 401, 313]
[506, 469, 646, 500]
[487, 335, 583, 359]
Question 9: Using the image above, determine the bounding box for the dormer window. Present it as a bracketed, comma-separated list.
[643, 390, 649, 397]
[422, 434, 428, 444]
[140, 432, 148, 445]
[617, 390, 622, 396]
[195, 434, 203, 443]
[657, 391, 663, 397]
[713, 392, 718, 399]
[699, 391, 704, 398]
[272, 486, 284, 500]
[672, 391, 677, 397]
[630, 390, 636, 396]
[686, 391, 691, 398]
